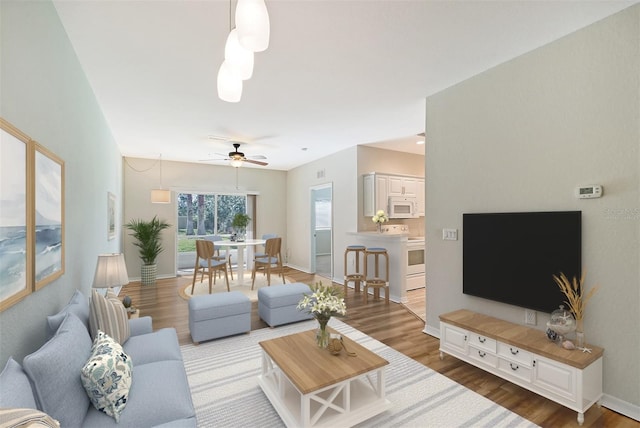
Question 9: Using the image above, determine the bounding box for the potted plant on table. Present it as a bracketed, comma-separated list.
[125, 216, 170, 285]
[232, 213, 251, 242]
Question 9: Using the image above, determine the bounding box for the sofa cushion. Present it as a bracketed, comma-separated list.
[89, 288, 130, 344]
[0, 408, 60, 428]
[46, 290, 90, 339]
[81, 331, 133, 422]
[122, 328, 183, 366]
[82, 360, 196, 427]
[23, 313, 92, 428]
[0, 357, 37, 409]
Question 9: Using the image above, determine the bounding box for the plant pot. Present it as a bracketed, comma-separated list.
[141, 263, 157, 285]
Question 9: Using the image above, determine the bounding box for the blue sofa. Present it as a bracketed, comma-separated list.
[0, 290, 196, 427]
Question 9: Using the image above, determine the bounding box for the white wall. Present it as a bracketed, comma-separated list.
[425, 5, 639, 414]
[122, 158, 287, 279]
[0, 1, 123, 366]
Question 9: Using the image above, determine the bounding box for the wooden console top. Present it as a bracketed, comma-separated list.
[440, 309, 603, 369]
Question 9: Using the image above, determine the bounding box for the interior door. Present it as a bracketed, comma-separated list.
[310, 184, 333, 279]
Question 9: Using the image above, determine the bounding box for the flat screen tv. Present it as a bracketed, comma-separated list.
[463, 211, 581, 313]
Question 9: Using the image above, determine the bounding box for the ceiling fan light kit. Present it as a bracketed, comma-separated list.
[218, 0, 270, 102]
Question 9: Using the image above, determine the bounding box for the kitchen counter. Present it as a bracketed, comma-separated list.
[346, 232, 423, 303]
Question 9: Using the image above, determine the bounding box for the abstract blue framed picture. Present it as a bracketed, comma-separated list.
[34, 142, 65, 290]
[0, 118, 33, 311]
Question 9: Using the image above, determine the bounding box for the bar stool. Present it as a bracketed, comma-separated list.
[363, 247, 389, 304]
[344, 245, 366, 295]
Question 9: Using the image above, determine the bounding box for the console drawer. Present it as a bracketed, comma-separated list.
[469, 333, 496, 353]
[468, 345, 497, 368]
[498, 357, 532, 383]
[498, 343, 533, 367]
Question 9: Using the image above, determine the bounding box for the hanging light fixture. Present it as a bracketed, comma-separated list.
[230, 158, 243, 168]
[151, 154, 171, 203]
[224, 28, 253, 80]
[217, 61, 243, 103]
[235, 0, 270, 53]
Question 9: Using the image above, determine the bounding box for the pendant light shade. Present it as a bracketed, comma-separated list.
[235, 0, 270, 52]
[225, 29, 254, 80]
[217, 61, 243, 102]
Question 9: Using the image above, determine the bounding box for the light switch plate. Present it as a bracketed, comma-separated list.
[442, 228, 458, 241]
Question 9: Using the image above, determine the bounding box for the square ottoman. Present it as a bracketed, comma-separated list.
[258, 283, 314, 327]
[188, 291, 250, 343]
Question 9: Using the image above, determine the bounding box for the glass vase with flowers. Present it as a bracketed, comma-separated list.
[297, 282, 347, 348]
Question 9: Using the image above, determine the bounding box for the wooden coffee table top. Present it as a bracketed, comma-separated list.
[259, 328, 389, 395]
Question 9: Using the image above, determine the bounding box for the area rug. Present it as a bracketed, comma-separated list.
[178, 272, 291, 302]
[180, 319, 539, 428]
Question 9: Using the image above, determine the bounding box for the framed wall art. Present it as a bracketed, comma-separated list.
[108, 191, 116, 240]
[0, 118, 33, 311]
[34, 142, 65, 290]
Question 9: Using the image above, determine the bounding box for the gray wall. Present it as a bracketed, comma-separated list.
[0, 0, 123, 366]
[425, 5, 639, 414]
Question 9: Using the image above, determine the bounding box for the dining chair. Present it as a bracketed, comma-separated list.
[205, 235, 234, 280]
[251, 237, 285, 290]
[191, 240, 230, 294]
[254, 233, 277, 259]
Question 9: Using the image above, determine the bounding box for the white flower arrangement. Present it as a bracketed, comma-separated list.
[297, 282, 347, 320]
[372, 210, 389, 224]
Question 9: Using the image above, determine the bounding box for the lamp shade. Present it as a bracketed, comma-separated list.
[230, 158, 243, 168]
[151, 189, 171, 203]
[93, 253, 129, 288]
[225, 29, 254, 80]
[235, 0, 270, 52]
[217, 61, 243, 102]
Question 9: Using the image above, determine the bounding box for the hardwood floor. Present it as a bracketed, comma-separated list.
[120, 269, 637, 428]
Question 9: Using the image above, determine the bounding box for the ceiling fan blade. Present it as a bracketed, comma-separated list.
[243, 159, 269, 166]
[247, 154, 267, 160]
[198, 157, 228, 162]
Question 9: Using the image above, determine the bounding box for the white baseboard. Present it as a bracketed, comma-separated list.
[601, 394, 640, 422]
[423, 323, 440, 338]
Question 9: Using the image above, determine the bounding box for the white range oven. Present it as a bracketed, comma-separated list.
[406, 238, 426, 290]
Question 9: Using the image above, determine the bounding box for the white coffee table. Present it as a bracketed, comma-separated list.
[258, 329, 391, 427]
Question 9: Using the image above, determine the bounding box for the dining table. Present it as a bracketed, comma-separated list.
[214, 239, 266, 285]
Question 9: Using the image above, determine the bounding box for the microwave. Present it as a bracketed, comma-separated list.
[388, 196, 417, 218]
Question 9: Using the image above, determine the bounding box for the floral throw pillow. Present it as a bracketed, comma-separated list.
[80, 330, 133, 422]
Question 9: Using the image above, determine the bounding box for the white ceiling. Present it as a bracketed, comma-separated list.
[52, 0, 636, 171]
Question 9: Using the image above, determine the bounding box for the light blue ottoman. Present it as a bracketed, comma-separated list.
[188, 291, 251, 343]
[258, 283, 314, 327]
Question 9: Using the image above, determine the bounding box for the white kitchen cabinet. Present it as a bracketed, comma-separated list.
[363, 173, 424, 217]
[363, 173, 389, 217]
[439, 309, 603, 426]
[388, 176, 418, 197]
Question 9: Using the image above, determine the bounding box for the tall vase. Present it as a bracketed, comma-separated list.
[141, 263, 157, 286]
[315, 316, 330, 348]
[575, 318, 585, 348]
[376, 222, 382, 233]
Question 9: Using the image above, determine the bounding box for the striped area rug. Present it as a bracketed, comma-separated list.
[180, 319, 539, 428]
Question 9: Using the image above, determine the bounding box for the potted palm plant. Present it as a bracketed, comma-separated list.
[125, 216, 170, 285]
[232, 213, 251, 242]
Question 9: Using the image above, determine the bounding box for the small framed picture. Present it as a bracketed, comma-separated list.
[108, 192, 116, 240]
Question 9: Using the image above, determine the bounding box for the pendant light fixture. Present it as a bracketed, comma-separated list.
[235, 0, 270, 52]
[224, 29, 253, 80]
[217, 61, 243, 103]
[151, 154, 170, 203]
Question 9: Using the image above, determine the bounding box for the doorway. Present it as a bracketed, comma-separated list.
[310, 183, 332, 279]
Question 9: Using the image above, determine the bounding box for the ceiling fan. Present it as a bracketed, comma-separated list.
[200, 142, 268, 167]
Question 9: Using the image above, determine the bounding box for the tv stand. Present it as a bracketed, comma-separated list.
[439, 309, 604, 426]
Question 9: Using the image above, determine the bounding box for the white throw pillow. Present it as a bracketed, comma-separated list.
[81, 330, 133, 422]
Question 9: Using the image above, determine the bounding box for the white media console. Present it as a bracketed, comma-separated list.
[439, 309, 604, 425]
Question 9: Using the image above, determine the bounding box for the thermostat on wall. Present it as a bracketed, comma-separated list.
[575, 184, 603, 199]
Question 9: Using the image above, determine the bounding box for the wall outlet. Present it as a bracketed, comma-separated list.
[442, 228, 458, 240]
[524, 309, 537, 325]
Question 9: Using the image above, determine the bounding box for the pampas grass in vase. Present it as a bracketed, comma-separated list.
[552, 272, 599, 348]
